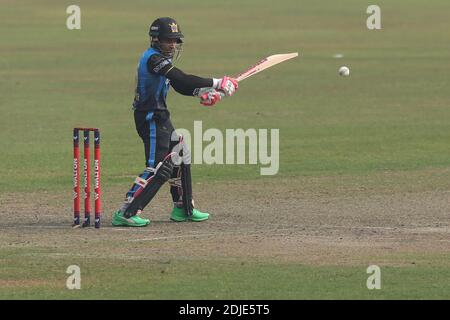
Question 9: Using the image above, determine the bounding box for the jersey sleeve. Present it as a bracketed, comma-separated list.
[166, 67, 213, 96]
[147, 53, 214, 96]
[147, 54, 174, 75]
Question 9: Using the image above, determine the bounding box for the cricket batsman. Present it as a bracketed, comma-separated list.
[112, 17, 238, 227]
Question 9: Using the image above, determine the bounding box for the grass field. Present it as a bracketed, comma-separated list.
[1, 0, 449, 299]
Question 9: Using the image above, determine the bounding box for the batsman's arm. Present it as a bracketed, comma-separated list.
[147, 54, 213, 96]
[165, 67, 214, 96]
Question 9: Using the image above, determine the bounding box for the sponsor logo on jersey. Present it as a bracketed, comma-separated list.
[153, 59, 170, 73]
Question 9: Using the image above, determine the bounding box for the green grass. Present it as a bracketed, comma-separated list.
[1, 0, 450, 191]
[1, 247, 449, 299]
[1, 0, 450, 299]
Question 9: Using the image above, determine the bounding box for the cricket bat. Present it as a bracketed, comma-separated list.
[234, 52, 299, 82]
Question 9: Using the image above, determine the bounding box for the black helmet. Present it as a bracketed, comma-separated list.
[149, 17, 184, 43]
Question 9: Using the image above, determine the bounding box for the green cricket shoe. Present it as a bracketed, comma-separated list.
[170, 206, 210, 222]
[111, 210, 150, 227]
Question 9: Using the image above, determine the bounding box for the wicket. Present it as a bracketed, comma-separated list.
[73, 128, 101, 228]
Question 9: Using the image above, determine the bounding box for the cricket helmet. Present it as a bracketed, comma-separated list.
[149, 17, 184, 43]
[149, 17, 184, 59]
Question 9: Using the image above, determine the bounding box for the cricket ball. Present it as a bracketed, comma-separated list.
[338, 66, 350, 77]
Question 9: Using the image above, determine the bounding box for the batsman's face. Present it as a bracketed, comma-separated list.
[158, 38, 182, 60]
[159, 38, 177, 55]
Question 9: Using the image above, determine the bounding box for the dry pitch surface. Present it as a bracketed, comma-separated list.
[1, 170, 449, 268]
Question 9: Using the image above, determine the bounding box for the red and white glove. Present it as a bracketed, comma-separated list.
[213, 76, 239, 97]
[198, 88, 224, 107]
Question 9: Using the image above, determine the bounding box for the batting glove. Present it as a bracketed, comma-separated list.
[198, 88, 224, 107]
[213, 76, 239, 97]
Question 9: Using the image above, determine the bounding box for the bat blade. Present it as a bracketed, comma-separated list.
[235, 52, 299, 82]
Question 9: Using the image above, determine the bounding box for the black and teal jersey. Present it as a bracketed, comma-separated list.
[132, 46, 216, 112]
[132, 48, 173, 111]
